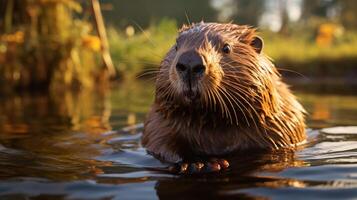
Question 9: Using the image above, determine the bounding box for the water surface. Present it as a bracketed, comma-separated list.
[0, 80, 357, 200]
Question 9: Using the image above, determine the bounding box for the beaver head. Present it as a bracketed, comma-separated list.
[155, 22, 300, 126]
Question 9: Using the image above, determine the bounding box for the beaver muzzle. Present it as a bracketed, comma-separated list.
[176, 50, 205, 101]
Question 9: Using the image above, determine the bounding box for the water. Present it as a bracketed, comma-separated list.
[0, 80, 357, 200]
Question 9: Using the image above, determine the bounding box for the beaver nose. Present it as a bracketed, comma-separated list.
[176, 51, 206, 77]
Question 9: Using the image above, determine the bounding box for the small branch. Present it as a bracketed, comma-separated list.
[4, 0, 15, 33]
[91, 0, 116, 77]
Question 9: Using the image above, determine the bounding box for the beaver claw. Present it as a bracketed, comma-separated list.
[168, 159, 229, 174]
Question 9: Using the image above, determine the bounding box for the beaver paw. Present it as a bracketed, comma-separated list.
[168, 158, 229, 174]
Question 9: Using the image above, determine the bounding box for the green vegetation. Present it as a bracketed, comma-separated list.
[262, 29, 357, 77]
[2, 1, 357, 89]
[0, 0, 111, 92]
[108, 19, 357, 79]
[108, 19, 177, 79]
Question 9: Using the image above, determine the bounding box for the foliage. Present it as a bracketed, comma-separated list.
[108, 18, 357, 78]
[262, 27, 357, 76]
[0, 0, 105, 91]
[108, 19, 177, 79]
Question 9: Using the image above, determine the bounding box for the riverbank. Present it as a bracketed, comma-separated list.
[108, 20, 357, 80]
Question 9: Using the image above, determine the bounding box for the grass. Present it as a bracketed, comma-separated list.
[108, 19, 177, 79]
[261, 30, 357, 77]
[108, 19, 357, 79]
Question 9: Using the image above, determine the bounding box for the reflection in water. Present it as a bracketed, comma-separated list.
[0, 89, 111, 136]
[311, 102, 331, 122]
[0, 80, 357, 199]
[0, 88, 113, 181]
[154, 149, 307, 200]
[299, 93, 357, 128]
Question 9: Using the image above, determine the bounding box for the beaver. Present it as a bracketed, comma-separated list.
[142, 22, 306, 173]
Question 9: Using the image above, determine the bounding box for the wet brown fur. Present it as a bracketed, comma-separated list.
[142, 22, 306, 163]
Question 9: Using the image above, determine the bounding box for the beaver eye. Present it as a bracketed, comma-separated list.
[222, 44, 231, 54]
[175, 44, 178, 51]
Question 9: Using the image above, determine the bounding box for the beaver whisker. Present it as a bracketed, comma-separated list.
[136, 70, 160, 79]
[200, 85, 209, 109]
[223, 83, 260, 104]
[205, 79, 218, 112]
[229, 58, 259, 70]
[164, 84, 176, 102]
[223, 84, 259, 130]
[218, 83, 254, 127]
[203, 87, 212, 110]
[210, 81, 230, 118]
[221, 81, 261, 132]
[276, 67, 307, 79]
[207, 87, 216, 112]
[184, 11, 191, 25]
[200, 83, 212, 110]
[221, 60, 242, 67]
[207, 78, 225, 117]
[212, 83, 232, 123]
[138, 75, 159, 85]
[208, 84, 219, 113]
[216, 85, 238, 125]
[216, 84, 242, 125]
[218, 78, 258, 133]
[139, 68, 160, 72]
[118, 59, 161, 66]
[157, 80, 175, 102]
[220, 63, 241, 70]
[159, 86, 171, 100]
[222, 65, 258, 78]
[222, 83, 256, 103]
[220, 76, 256, 92]
[132, 21, 158, 48]
[139, 67, 161, 71]
[223, 72, 258, 84]
[221, 60, 254, 69]
[224, 83, 258, 100]
[222, 65, 259, 77]
[220, 78, 259, 107]
[221, 75, 259, 95]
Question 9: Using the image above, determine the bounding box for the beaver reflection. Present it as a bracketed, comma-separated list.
[155, 149, 307, 200]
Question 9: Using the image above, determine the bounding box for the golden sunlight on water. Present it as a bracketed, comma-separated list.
[0, 81, 356, 199]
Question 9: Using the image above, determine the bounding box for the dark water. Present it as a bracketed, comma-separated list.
[0, 80, 357, 200]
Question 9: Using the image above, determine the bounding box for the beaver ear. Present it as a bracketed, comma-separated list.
[250, 36, 264, 54]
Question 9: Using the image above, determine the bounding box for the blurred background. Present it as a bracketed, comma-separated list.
[0, 0, 357, 136]
[0, 0, 356, 142]
[0, 1, 357, 198]
[103, 0, 357, 82]
[104, 0, 357, 82]
[1, 0, 357, 90]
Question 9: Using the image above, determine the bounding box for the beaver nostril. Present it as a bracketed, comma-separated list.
[192, 64, 206, 75]
[176, 63, 188, 73]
